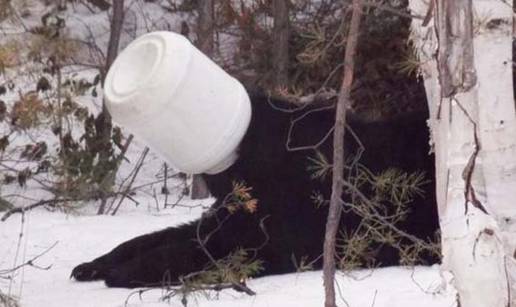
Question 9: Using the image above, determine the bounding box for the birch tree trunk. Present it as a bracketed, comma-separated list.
[409, 1, 516, 306]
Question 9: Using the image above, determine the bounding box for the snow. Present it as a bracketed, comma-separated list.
[0, 206, 456, 307]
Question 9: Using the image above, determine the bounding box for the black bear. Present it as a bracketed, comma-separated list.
[71, 92, 438, 288]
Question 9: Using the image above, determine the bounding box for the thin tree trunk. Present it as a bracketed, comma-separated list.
[190, 174, 210, 199]
[410, 0, 516, 306]
[104, 0, 125, 80]
[322, 1, 363, 307]
[192, 0, 215, 200]
[272, 0, 289, 88]
[197, 0, 214, 55]
[97, 0, 125, 214]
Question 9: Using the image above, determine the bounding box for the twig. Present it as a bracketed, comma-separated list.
[110, 147, 148, 215]
[339, 178, 433, 249]
[123, 173, 183, 193]
[85, 0, 111, 11]
[167, 191, 185, 208]
[100, 134, 134, 214]
[286, 105, 336, 152]
[194, 201, 259, 296]
[0, 242, 58, 275]
[152, 188, 160, 212]
[2, 199, 61, 222]
[1, 190, 134, 222]
[370, 290, 378, 307]
[334, 278, 351, 307]
[162, 163, 169, 208]
[124, 281, 254, 307]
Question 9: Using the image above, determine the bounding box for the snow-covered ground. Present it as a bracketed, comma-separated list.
[0, 205, 456, 307]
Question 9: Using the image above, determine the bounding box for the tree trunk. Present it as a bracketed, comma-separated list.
[409, 1, 516, 306]
[272, 0, 289, 88]
[190, 174, 210, 199]
[104, 0, 125, 76]
[322, 1, 363, 307]
[97, 0, 125, 215]
[191, 0, 215, 200]
[197, 0, 214, 55]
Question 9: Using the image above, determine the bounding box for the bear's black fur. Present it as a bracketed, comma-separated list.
[71, 93, 438, 288]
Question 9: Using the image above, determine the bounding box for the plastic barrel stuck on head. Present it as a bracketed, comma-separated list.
[103, 31, 252, 174]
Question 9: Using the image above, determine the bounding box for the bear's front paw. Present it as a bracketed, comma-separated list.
[70, 262, 106, 281]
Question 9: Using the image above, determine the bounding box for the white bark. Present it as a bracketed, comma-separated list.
[409, 1, 516, 306]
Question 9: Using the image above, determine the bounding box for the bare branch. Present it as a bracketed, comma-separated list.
[84, 0, 111, 11]
[110, 145, 148, 215]
[0, 241, 58, 274]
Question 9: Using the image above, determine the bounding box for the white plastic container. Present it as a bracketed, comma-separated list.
[104, 31, 251, 174]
